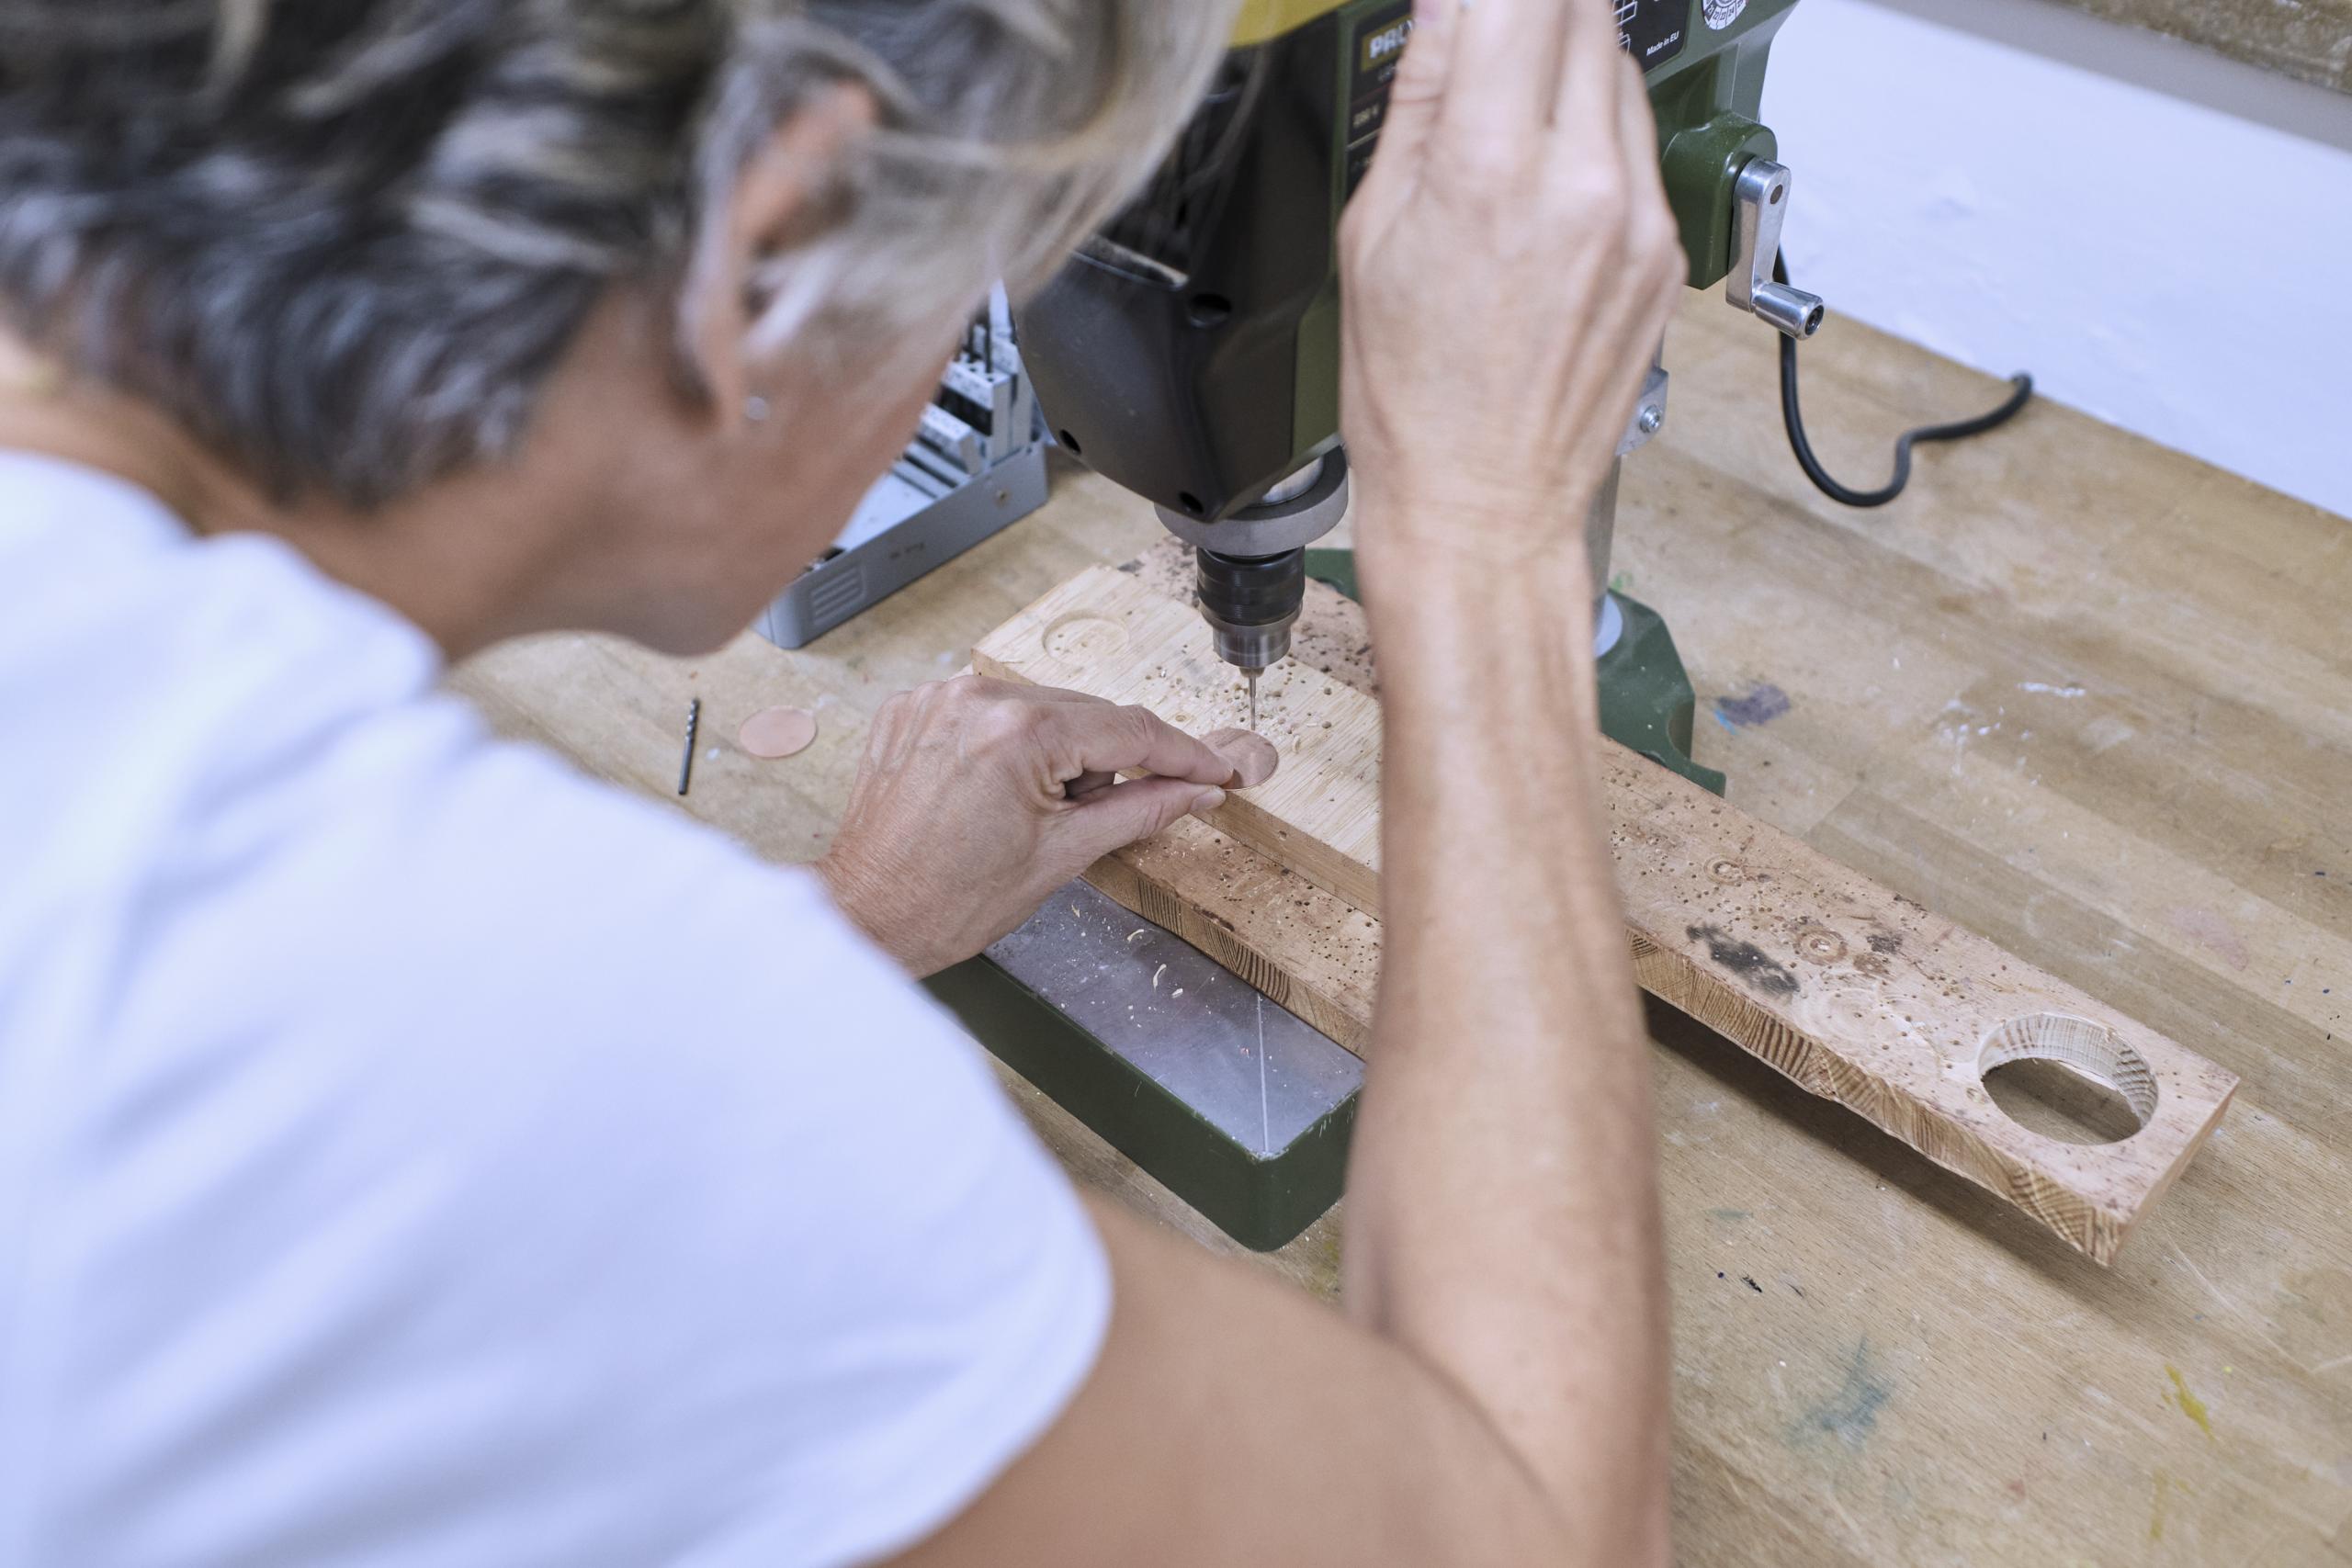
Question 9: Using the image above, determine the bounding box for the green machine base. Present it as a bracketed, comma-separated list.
[931, 572, 1721, 1253]
[1599, 592, 1726, 796]
[1304, 549, 1723, 797]
[928, 880, 1363, 1253]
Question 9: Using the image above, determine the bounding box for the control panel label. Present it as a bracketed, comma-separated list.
[1343, 0, 1415, 199]
[1359, 15, 1413, 77]
[1617, 0, 1688, 69]
[1341, 0, 1688, 204]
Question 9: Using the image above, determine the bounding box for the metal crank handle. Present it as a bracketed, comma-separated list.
[1727, 158, 1826, 341]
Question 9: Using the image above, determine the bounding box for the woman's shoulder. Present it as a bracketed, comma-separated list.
[0, 444, 935, 1075]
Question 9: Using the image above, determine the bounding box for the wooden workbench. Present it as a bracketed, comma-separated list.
[2044, 0, 2352, 96]
[451, 295, 2352, 1565]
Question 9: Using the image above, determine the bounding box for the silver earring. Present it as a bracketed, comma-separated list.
[745, 395, 771, 423]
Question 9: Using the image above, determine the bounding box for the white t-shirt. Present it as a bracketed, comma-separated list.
[0, 453, 1109, 1566]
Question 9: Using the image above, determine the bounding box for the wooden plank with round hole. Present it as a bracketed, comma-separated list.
[974, 562, 2241, 1264]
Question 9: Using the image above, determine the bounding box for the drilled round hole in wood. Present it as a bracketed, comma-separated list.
[1792, 923, 1849, 964]
[1042, 612, 1128, 662]
[1978, 1012, 2156, 1145]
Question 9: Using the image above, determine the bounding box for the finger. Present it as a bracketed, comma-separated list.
[1611, 51, 1664, 178]
[1058, 776, 1227, 862]
[956, 675, 1104, 706]
[1551, 0, 1627, 141]
[1367, 0, 1461, 183]
[1613, 53, 1683, 329]
[1066, 770, 1117, 799]
[1443, 0, 1570, 141]
[1203, 728, 1280, 788]
[1044, 703, 1241, 788]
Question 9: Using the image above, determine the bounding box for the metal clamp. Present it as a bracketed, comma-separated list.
[1727, 159, 1825, 340]
[1616, 360, 1669, 457]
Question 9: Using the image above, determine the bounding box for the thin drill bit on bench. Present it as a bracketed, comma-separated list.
[677, 699, 700, 796]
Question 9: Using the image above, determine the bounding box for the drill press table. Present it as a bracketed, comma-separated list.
[450, 295, 2351, 1565]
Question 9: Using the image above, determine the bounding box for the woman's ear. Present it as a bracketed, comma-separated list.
[681, 83, 877, 422]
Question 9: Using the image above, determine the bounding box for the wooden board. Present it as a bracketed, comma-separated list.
[1084, 553, 1389, 1055]
[2043, 0, 2352, 94]
[975, 562, 2240, 1264]
[451, 289, 2352, 1564]
[975, 565, 1385, 913]
[957, 629, 1379, 1054]
[1085, 818, 1381, 1055]
[1081, 551, 1389, 1057]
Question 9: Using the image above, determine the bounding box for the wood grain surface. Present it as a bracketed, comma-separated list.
[975, 564, 1385, 912]
[448, 293, 2352, 1564]
[2042, 0, 2352, 94]
[978, 558, 2239, 1261]
[1084, 817, 1382, 1055]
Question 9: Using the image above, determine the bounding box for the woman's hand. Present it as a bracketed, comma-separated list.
[817, 675, 1277, 976]
[1338, 0, 1686, 579]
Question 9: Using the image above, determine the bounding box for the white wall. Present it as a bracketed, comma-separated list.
[1758, 0, 2352, 519]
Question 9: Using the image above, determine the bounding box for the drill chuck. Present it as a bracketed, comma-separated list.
[1196, 548, 1306, 674]
[1156, 451, 1347, 677]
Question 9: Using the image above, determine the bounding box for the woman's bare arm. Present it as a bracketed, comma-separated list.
[886, 0, 1686, 1560]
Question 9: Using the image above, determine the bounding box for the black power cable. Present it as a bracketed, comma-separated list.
[1774, 251, 2035, 508]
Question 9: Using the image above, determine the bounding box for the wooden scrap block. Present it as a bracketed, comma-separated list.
[974, 565, 2240, 1263]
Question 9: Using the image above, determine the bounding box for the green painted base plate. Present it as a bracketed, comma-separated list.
[929, 878, 1360, 1253]
[1598, 592, 1725, 796]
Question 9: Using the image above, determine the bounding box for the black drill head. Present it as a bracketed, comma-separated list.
[1196, 547, 1306, 674]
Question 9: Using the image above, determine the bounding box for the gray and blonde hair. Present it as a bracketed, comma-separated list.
[0, 0, 1235, 504]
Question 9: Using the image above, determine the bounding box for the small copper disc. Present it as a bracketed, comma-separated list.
[738, 705, 819, 760]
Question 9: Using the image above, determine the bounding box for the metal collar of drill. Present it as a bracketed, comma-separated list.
[1159, 450, 1349, 674]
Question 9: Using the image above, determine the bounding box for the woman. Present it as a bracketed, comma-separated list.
[0, 1, 1687, 1563]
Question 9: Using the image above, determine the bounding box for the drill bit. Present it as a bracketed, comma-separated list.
[677, 698, 700, 796]
[1245, 669, 1259, 732]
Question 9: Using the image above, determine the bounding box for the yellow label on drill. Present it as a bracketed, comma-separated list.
[1230, 0, 1353, 47]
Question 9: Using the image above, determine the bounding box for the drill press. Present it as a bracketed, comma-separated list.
[934, 0, 1830, 1251]
[1016, 0, 1824, 788]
